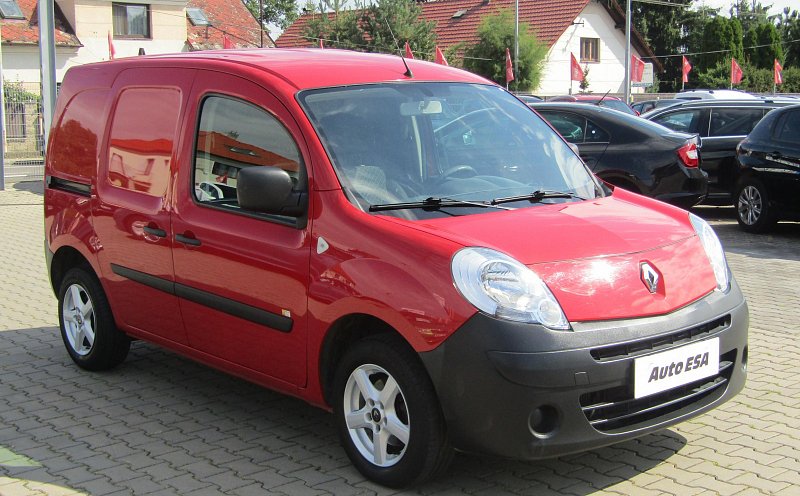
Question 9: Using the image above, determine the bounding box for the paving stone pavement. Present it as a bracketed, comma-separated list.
[1, 181, 798, 496]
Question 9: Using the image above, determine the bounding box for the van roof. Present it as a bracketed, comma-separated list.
[75, 48, 491, 91]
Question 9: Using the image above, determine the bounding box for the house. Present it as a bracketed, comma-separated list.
[0, 0, 271, 84]
[276, 0, 659, 95]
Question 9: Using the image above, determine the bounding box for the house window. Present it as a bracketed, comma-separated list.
[186, 7, 209, 26]
[112, 3, 150, 38]
[0, 0, 25, 20]
[580, 38, 599, 63]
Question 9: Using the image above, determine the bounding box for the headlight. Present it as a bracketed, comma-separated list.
[451, 247, 569, 329]
[689, 213, 730, 292]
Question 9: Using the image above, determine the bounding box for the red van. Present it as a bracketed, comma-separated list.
[45, 49, 748, 487]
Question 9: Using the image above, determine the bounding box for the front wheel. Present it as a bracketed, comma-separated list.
[58, 267, 130, 370]
[333, 334, 452, 487]
[736, 176, 776, 233]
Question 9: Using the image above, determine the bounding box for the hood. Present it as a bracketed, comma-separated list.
[401, 188, 717, 321]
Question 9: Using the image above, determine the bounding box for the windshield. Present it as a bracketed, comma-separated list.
[299, 83, 604, 219]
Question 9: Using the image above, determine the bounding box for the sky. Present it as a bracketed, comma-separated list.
[695, 0, 797, 16]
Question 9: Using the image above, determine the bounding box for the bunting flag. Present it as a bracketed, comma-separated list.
[435, 46, 448, 66]
[223, 34, 234, 49]
[570, 53, 583, 82]
[107, 31, 116, 60]
[631, 54, 645, 83]
[774, 59, 783, 85]
[731, 58, 743, 85]
[404, 41, 414, 59]
[505, 48, 514, 84]
[682, 56, 692, 83]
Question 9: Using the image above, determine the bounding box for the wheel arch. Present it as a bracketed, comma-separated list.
[50, 245, 95, 296]
[319, 313, 416, 407]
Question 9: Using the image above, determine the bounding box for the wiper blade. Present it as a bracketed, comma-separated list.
[490, 190, 586, 205]
[369, 197, 510, 212]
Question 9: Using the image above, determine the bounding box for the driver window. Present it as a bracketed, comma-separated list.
[193, 96, 303, 207]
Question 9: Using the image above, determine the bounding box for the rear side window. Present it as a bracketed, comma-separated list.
[193, 96, 302, 207]
[652, 109, 703, 134]
[107, 88, 181, 197]
[49, 89, 109, 180]
[709, 108, 765, 137]
[540, 111, 609, 144]
[774, 110, 800, 145]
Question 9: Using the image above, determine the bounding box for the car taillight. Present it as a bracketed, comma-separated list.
[677, 142, 699, 168]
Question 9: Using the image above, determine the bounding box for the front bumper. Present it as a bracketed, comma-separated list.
[419, 280, 748, 460]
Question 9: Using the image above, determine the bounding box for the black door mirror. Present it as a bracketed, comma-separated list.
[237, 167, 307, 217]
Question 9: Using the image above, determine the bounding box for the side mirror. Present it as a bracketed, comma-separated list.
[237, 167, 307, 217]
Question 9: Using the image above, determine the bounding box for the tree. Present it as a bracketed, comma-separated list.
[696, 58, 773, 92]
[462, 9, 547, 91]
[750, 23, 783, 69]
[303, 0, 436, 56]
[630, 0, 692, 92]
[776, 7, 800, 68]
[244, 0, 299, 31]
[699, 16, 743, 71]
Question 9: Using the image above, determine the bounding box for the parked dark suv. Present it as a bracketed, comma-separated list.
[643, 98, 796, 203]
[735, 104, 800, 232]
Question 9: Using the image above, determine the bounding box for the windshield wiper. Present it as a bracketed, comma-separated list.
[369, 197, 510, 212]
[490, 190, 586, 206]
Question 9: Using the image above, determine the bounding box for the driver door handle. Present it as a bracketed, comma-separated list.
[176, 233, 202, 247]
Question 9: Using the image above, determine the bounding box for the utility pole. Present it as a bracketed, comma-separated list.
[1, 20, 6, 191]
[39, 0, 57, 147]
[624, 0, 632, 106]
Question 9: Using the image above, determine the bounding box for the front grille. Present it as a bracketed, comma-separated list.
[590, 315, 731, 362]
[580, 350, 736, 433]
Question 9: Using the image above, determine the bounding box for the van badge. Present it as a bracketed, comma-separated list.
[640, 262, 659, 294]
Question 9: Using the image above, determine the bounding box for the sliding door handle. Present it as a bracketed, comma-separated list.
[176, 233, 202, 247]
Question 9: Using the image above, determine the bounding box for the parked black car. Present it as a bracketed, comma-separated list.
[642, 98, 796, 203]
[631, 98, 681, 114]
[734, 104, 800, 232]
[529, 102, 707, 208]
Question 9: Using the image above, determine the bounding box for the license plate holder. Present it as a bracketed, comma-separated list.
[634, 338, 720, 399]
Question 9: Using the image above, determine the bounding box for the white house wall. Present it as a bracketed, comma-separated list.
[1, 45, 78, 83]
[1, 0, 188, 84]
[538, 1, 643, 96]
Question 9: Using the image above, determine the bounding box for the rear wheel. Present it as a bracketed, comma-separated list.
[736, 176, 776, 233]
[58, 268, 130, 370]
[333, 334, 452, 487]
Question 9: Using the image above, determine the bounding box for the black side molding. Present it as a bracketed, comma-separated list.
[47, 176, 91, 197]
[110, 264, 292, 333]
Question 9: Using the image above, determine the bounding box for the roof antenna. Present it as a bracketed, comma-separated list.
[384, 16, 413, 78]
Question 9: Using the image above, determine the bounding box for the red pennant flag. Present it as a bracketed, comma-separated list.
[731, 58, 743, 85]
[108, 31, 116, 60]
[223, 34, 234, 49]
[435, 46, 448, 66]
[631, 54, 645, 82]
[570, 53, 583, 82]
[774, 59, 783, 85]
[505, 48, 514, 84]
[404, 41, 414, 59]
[319, 38, 324, 49]
[682, 56, 692, 83]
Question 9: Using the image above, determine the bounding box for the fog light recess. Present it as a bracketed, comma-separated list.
[529, 405, 560, 438]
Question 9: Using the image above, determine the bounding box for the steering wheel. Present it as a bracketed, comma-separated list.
[435, 165, 478, 183]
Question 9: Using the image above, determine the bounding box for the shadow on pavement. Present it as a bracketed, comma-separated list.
[0, 326, 687, 495]
[12, 180, 44, 196]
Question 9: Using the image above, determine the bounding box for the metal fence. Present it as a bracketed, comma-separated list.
[2, 81, 45, 184]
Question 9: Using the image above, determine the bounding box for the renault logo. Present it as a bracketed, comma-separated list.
[640, 262, 660, 294]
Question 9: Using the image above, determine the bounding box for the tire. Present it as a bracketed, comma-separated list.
[736, 176, 776, 233]
[58, 267, 131, 371]
[333, 334, 452, 487]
